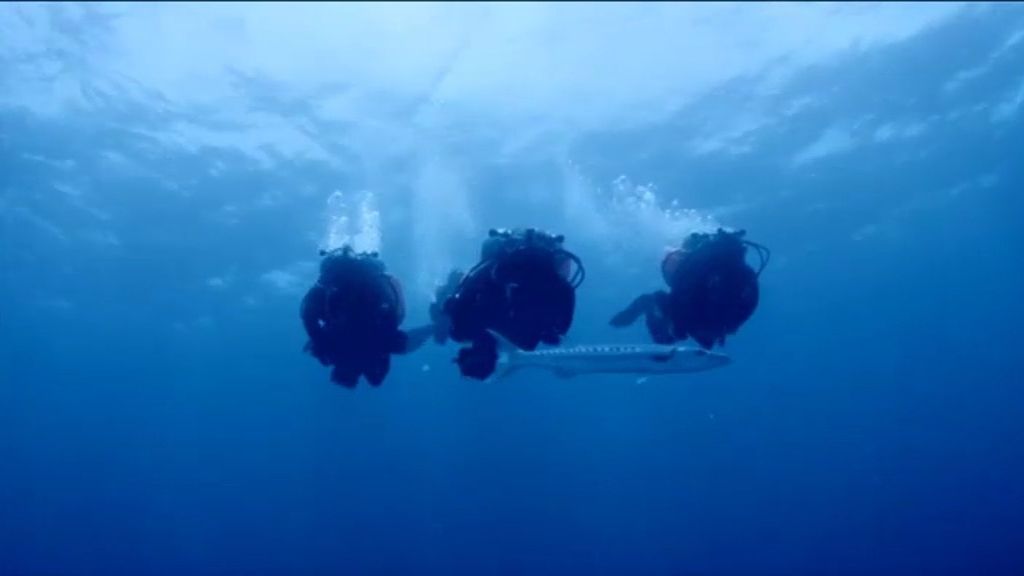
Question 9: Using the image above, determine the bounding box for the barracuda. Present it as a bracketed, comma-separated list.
[492, 337, 731, 380]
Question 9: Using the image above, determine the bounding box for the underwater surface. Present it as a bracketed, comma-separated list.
[1, 3, 1023, 575]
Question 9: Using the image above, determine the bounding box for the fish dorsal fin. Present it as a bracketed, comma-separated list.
[650, 347, 677, 363]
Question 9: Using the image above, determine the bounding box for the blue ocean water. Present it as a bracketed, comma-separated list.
[1, 4, 1023, 575]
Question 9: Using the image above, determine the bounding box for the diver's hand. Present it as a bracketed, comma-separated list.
[609, 293, 655, 328]
[609, 309, 635, 328]
[401, 325, 434, 353]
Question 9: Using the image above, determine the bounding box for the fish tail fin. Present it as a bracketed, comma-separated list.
[491, 355, 525, 382]
[488, 330, 523, 382]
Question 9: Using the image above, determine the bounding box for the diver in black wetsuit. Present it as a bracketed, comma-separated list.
[610, 228, 769, 349]
[301, 246, 432, 388]
[430, 228, 585, 380]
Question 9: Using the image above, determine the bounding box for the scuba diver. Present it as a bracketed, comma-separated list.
[610, 228, 769, 349]
[300, 246, 432, 388]
[430, 227, 585, 380]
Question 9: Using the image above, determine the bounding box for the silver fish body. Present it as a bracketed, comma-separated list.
[496, 343, 731, 380]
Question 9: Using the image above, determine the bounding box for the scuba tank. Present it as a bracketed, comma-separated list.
[435, 228, 584, 346]
[482, 228, 585, 289]
[662, 228, 770, 287]
[481, 227, 564, 260]
[317, 246, 401, 327]
[318, 246, 386, 285]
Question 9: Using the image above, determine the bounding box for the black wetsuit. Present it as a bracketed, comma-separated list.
[611, 229, 763, 349]
[301, 251, 429, 387]
[666, 242, 759, 348]
[441, 238, 577, 380]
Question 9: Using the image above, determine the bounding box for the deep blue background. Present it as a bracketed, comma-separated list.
[2, 6, 1023, 575]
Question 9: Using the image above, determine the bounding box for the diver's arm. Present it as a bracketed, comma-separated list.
[428, 269, 465, 344]
[609, 292, 657, 327]
[395, 325, 435, 354]
[443, 267, 496, 344]
[646, 291, 675, 344]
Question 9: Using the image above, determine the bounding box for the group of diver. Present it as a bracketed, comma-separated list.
[300, 226, 769, 387]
